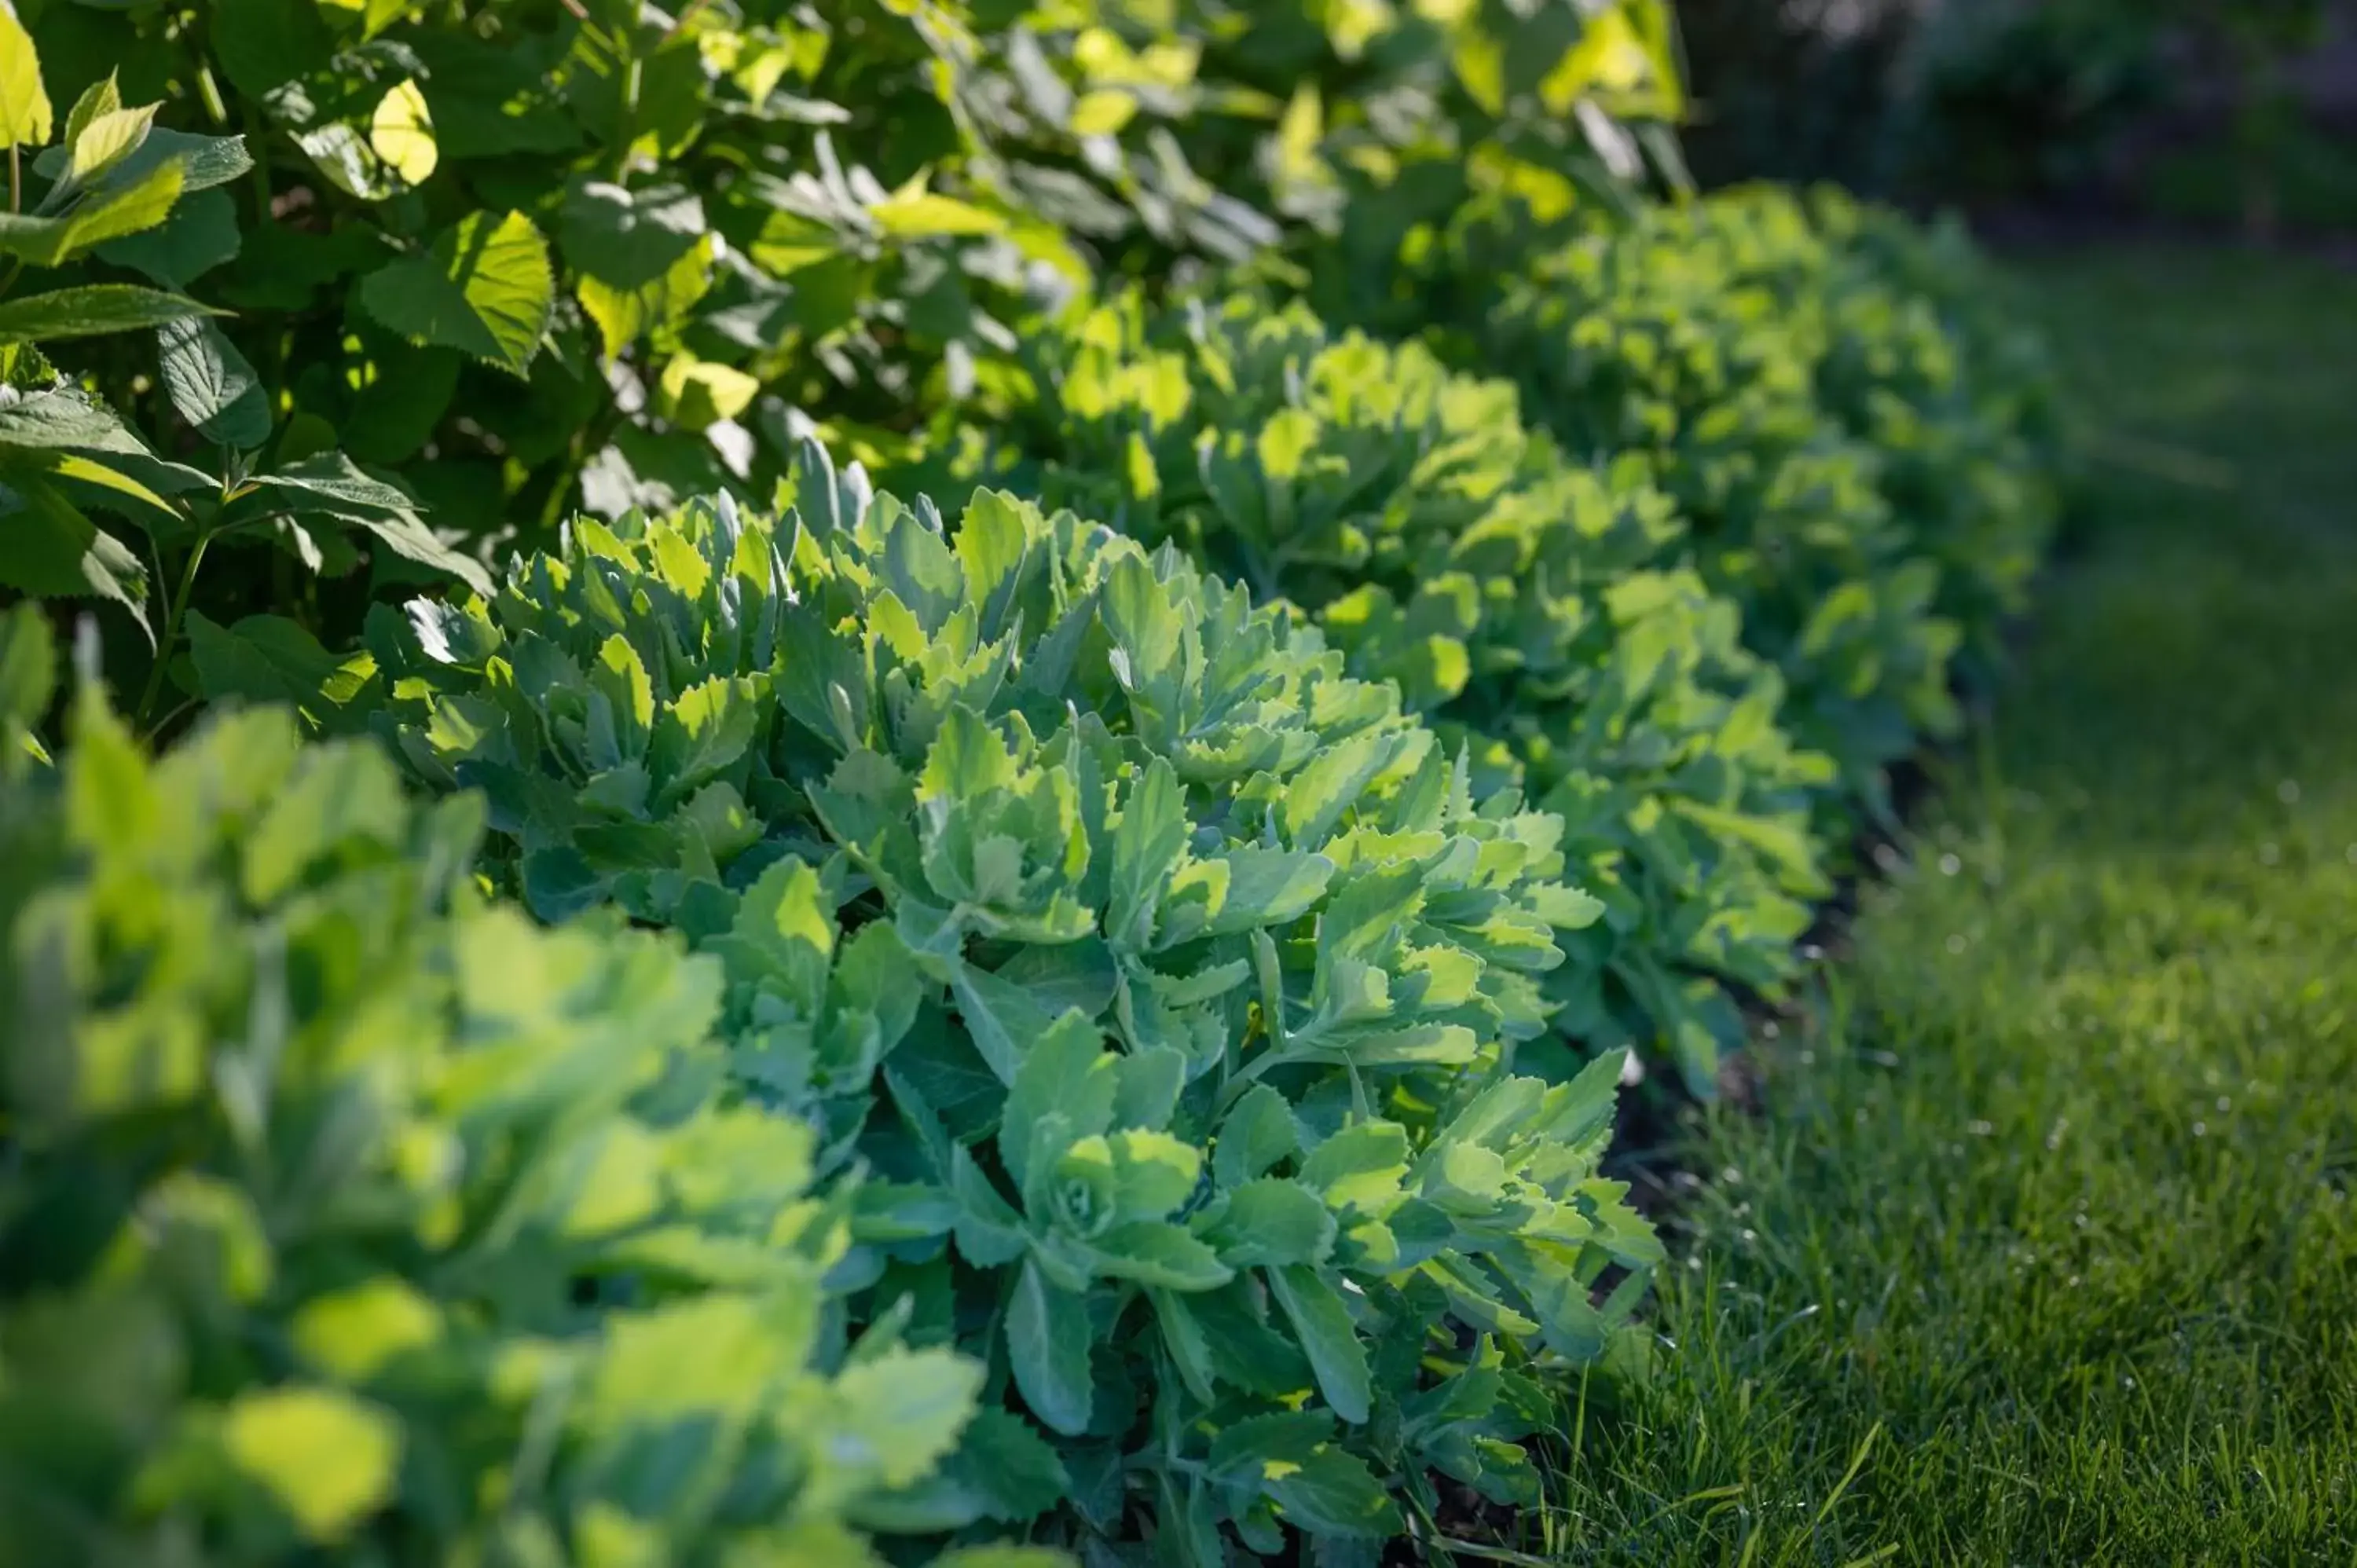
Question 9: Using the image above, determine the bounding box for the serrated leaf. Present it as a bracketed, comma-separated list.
[941, 1407, 1069, 1522]
[357, 210, 553, 377]
[0, 473, 148, 629]
[827, 1345, 985, 1491]
[156, 316, 270, 449]
[1201, 1178, 1335, 1268]
[61, 74, 117, 153]
[66, 104, 157, 185]
[0, 157, 184, 266]
[0, 285, 216, 346]
[1267, 1262, 1371, 1423]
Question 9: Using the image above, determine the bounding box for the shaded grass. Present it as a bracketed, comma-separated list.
[1523, 247, 2357, 1566]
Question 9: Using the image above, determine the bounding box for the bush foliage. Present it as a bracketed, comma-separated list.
[362, 457, 1663, 1554]
[1484, 184, 2060, 806]
[912, 291, 1833, 1090]
[0, 0, 2067, 1557]
[0, 607, 1061, 1568]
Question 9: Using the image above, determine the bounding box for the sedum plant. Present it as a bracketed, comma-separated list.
[0, 606, 1060, 1568]
[912, 294, 1834, 1092]
[369, 451, 1663, 1558]
[1483, 186, 2060, 811]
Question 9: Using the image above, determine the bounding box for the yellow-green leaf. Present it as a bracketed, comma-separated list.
[1069, 90, 1136, 138]
[357, 209, 553, 377]
[368, 79, 437, 186]
[222, 1386, 401, 1542]
[871, 189, 1004, 240]
[0, 0, 50, 152]
[68, 104, 158, 184]
[292, 1279, 442, 1381]
[658, 354, 758, 430]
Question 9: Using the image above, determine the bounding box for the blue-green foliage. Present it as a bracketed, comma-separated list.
[907, 293, 1833, 1091]
[1486, 185, 2062, 809]
[0, 607, 1060, 1568]
[371, 453, 1662, 1557]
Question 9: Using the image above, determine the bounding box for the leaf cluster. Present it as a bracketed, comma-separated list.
[0, 606, 1061, 1568]
[911, 290, 1835, 1091]
[364, 452, 1663, 1557]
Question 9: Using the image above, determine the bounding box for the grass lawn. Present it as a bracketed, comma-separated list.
[1525, 247, 2357, 1566]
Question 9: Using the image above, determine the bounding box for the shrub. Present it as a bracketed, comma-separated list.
[366, 452, 1662, 1555]
[909, 292, 1834, 1093]
[1484, 185, 2060, 808]
[0, 38, 488, 717]
[0, 606, 1057, 1568]
[8, 0, 1684, 735]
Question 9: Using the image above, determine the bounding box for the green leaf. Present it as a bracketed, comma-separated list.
[0, 473, 148, 627]
[103, 128, 253, 196]
[187, 610, 376, 730]
[948, 1142, 1029, 1268]
[1263, 1447, 1402, 1538]
[290, 1278, 441, 1381]
[65, 104, 157, 185]
[1005, 1256, 1093, 1436]
[358, 210, 554, 377]
[156, 316, 270, 449]
[97, 188, 242, 286]
[1214, 1085, 1300, 1189]
[1200, 1178, 1335, 1268]
[0, 157, 185, 267]
[237, 452, 493, 597]
[828, 1345, 986, 1490]
[1085, 1222, 1232, 1290]
[1266, 1263, 1371, 1423]
[940, 1407, 1069, 1522]
[0, 2, 50, 151]
[658, 353, 758, 431]
[211, 0, 335, 98]
[60, 74, 116, 154]
[560, 180, 711, 361]
[221, 1386, 401, 1544]
[873, 188, 1006, 240]
[1001, 1010, 1115, 1190]
[0, 599, 54, 733]
[0, 285, 217, 345]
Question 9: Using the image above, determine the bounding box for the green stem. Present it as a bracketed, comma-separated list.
[136, 534, 212, 735]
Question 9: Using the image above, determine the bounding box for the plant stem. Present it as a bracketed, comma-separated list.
[136, 535, 212, 735]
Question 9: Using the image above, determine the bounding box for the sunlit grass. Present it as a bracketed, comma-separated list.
[1519, 245, 2357, 1566]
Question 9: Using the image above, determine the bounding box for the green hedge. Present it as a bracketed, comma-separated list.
[0, 606, 1061, 1568]
[907, 291, 1834, 1093]
[355, 454, 1662, 1554]
[1482, 185, 2062, 809]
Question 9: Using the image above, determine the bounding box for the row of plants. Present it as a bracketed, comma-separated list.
[0, 2, 2062, 1561]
